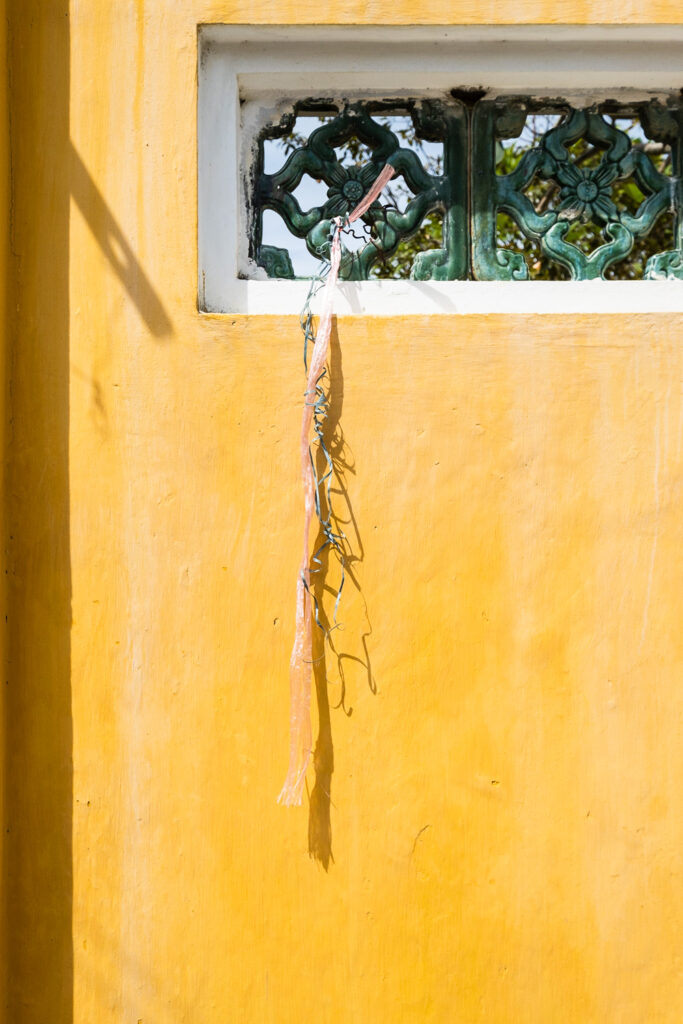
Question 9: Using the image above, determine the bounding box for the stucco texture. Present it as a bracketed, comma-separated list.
[5, 2, 683, 1023]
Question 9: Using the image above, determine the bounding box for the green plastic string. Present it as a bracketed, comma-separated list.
[299, 240, 346, 638]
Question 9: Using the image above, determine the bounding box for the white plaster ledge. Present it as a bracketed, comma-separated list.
[214, 280, 683, 317]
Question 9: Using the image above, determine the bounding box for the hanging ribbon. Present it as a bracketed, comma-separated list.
[278, 162, 396, 807]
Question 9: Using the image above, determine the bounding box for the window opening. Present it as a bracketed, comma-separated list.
[474, 98, 681, 280]
[250, 96, 683, 282]
[253, 100, 468, 282]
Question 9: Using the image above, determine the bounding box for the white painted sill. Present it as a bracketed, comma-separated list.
[198, 24, 683, 317]
[227, 280, 683, 316]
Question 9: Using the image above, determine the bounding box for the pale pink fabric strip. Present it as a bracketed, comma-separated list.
[278, 228, 341, 806]
[347, 163, 395, 223]
[278, 164, 395, 807]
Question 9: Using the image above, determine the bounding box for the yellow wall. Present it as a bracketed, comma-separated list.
[6, 2, 72, 1020]
[0, 0, 7, 1014]
[5, 2, 683, 1022]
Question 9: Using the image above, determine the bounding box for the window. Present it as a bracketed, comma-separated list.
[253, 96, 681, 282]
[198, 25, 683, 313]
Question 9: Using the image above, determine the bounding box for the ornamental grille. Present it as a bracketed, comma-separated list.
[250, 95, 683, 281]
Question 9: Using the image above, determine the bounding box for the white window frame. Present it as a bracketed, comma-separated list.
[198, 24, 683, 315]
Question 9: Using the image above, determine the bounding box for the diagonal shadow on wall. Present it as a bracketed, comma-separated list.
[69, 142, 173, 340]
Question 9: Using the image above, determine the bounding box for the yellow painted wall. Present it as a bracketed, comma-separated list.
[0, 0, 8, 1015]
[6, 3, 72, 1020]
[5, 2, 683, 1023]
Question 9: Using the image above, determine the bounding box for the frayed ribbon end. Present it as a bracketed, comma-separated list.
[277, 753, 310, 806]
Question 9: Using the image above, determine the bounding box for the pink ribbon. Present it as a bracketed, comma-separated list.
[278, 163, 395, 807]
